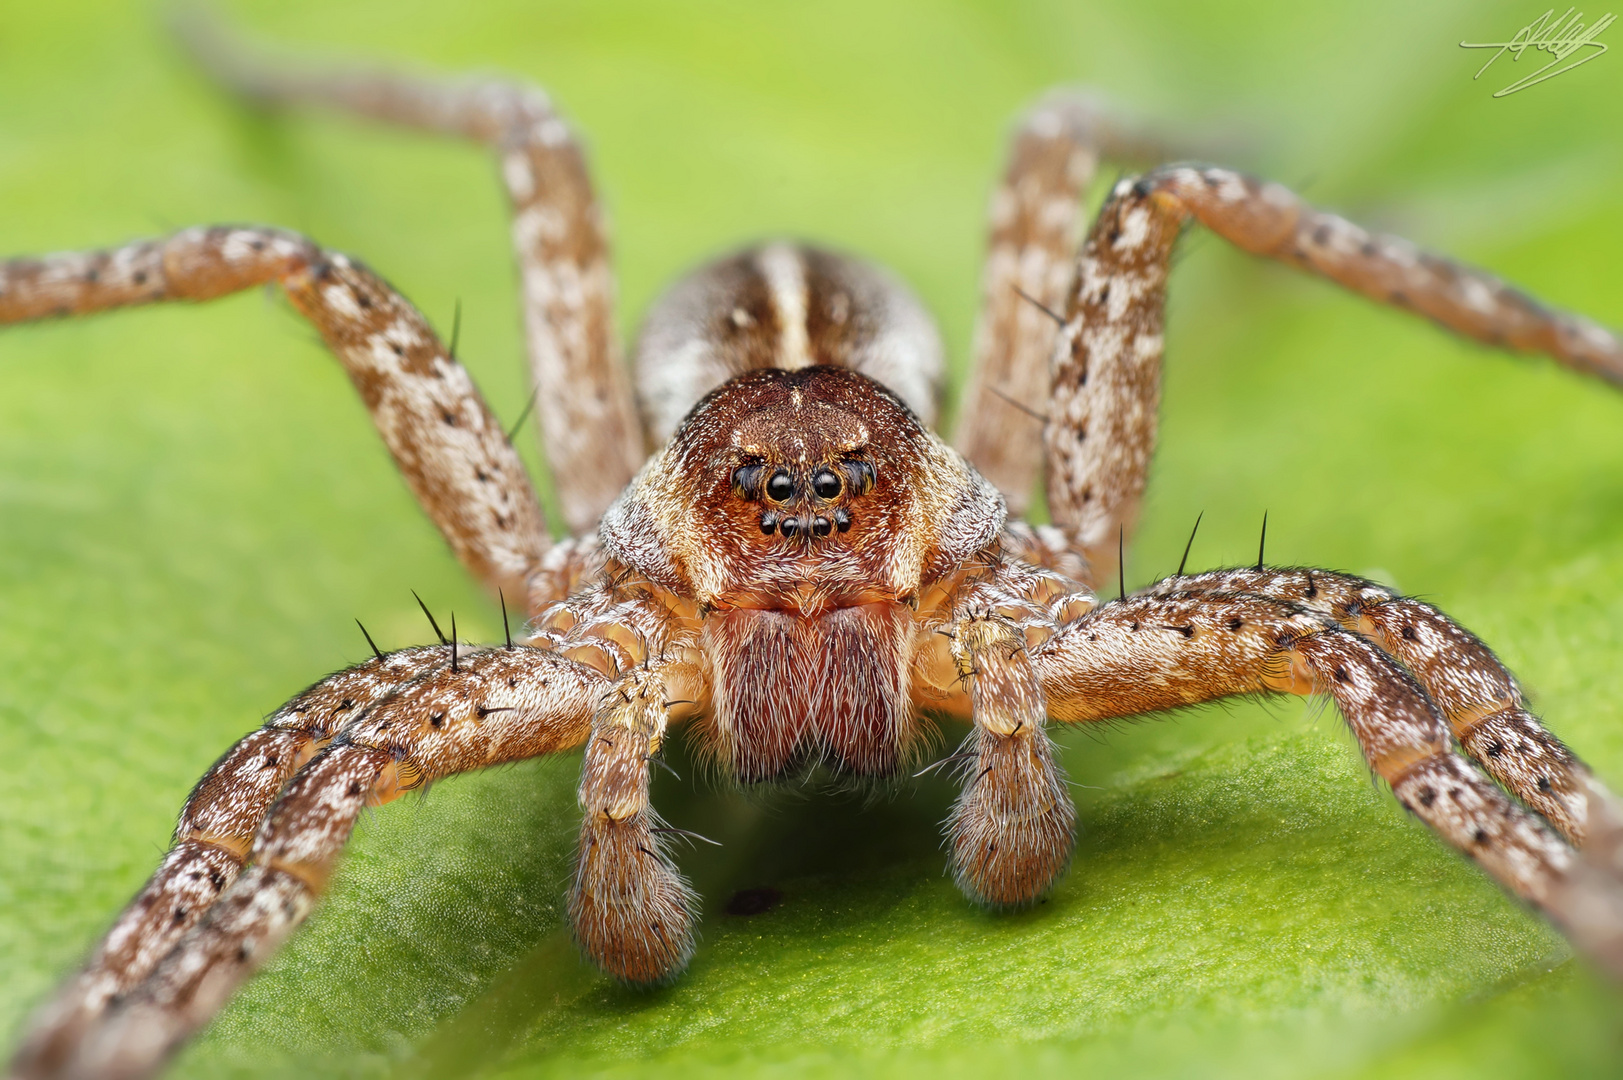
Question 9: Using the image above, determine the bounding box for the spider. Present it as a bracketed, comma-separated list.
[8, 15, 1623, 1080]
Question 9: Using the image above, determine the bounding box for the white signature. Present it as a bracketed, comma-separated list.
[1461, 7, 1614, 96]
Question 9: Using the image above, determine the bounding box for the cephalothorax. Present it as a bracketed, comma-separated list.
[9, 16, 1623, 1080]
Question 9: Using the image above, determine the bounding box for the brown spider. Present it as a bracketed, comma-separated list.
[9, 16, 1623, 1080]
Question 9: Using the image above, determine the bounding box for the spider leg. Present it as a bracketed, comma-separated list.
[5, 646, 452, 1079]
[524, 534, 612, 618]
[0, 228, 548, 600]
[940, 611, 1076, 907]
[1041, 167, 1623, 589]
[1029, 586, 1623, 980]
[176, 11, 645, 535]
[525, 567, 707, 982]
[571, 664, 697, 984]
[33, 643, 605, 1080]
[954, 92, 1169, 515]
[1150, 567, 1614, 847]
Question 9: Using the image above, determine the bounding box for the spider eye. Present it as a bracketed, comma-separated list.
[838, 459, 875, 496]
[766, 469, 795, 502]
[833, 507, 852, 532]
[812, 469, 841, 499]
[812, 515, 832, 537]
[779, 516, 800, 538]
[731, 463, 765, 498]
[759, 511, 778, 534]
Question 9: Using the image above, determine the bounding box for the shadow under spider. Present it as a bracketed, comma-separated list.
[259, 700, 1340, 1079]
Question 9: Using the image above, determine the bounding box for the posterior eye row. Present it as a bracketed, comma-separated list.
[731, 459, 875, 502]
[766, 468, 796, 501]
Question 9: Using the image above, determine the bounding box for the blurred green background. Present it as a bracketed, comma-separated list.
[3, 0, 1623, 1077]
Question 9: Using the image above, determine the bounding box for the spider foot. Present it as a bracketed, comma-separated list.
[569, 810, 697, 984]
[947, 724, 1077, 909]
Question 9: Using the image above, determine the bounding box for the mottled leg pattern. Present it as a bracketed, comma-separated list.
[1043, 167, 1623, 590]
[1028, 587, 1623, 978]
[954, 92, 1175, 514]
[1043, 185, 1181, 587]
[45, 644, 605, 1080]
[531, 569, 704, 981]
[943, 612, 1076, 907]
[996, 520, 1096, 587]
[0, 227, 549, 598]
[178, 12, 645, 534]
[1146, 165, 1623, 384]
[570, 665, 696, 983]
[1152, 567, 1612, 846]
[7, 648, 449, 1079]
[953, 93, 1109, 512]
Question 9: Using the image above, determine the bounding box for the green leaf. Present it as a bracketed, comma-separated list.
[3, 1, 1622, 1078]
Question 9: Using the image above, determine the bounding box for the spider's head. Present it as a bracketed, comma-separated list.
[601, 366, 1004, 610]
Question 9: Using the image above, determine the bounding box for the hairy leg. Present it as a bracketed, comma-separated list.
[1150, 567, 1610, 846]
[571, 665, 696, 983]
[21, 643, 606, 1080]
[1030, 585, 1623, 979]
[1043, 167, 1623, 589]
[178, 12, 644, 535]
[954, 92, 1172, 514]
[906, 552, 1094, 903]
[6, 647, 451, 1078]
[0, 227, 548, 599]
[524, 533, 610, 619]
[941, 611, 1076, 907]
[529, 566, 707, 981]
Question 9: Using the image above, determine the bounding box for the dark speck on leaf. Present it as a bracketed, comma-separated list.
[725, 886, 783, 917]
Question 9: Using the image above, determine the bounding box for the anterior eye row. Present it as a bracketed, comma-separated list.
[757, 509, 851, 541]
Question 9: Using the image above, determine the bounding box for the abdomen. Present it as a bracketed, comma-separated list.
[633, 242, 944, 443]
